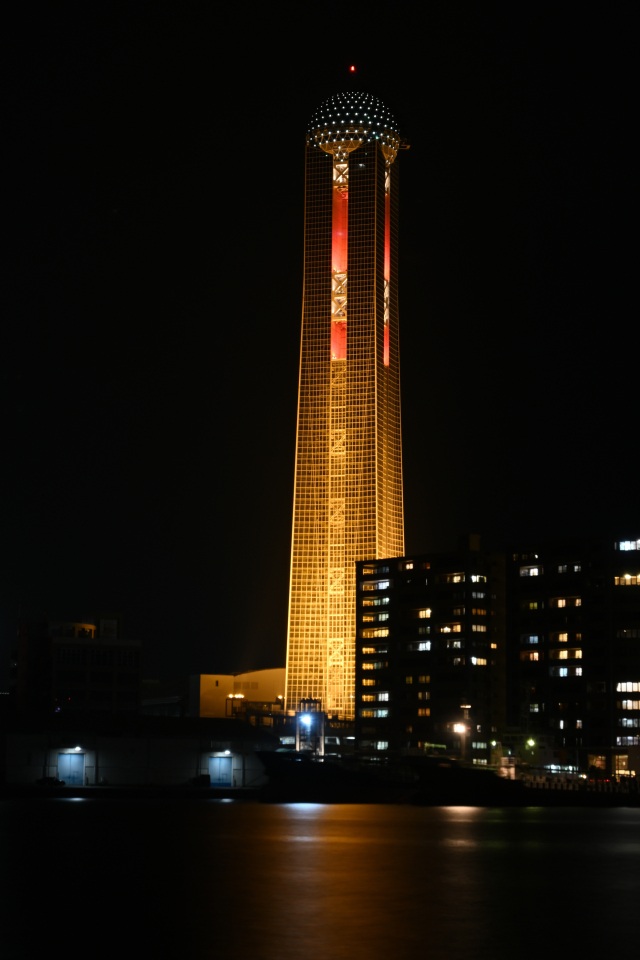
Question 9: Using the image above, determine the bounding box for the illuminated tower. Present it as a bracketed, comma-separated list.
[285, 90, 406, 720]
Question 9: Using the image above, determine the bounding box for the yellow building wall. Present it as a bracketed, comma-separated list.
[198, 668, 286, 718]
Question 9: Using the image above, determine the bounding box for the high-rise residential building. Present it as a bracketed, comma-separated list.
[285, 90, 407, 720]
[506, 535, 640, 779]
[354, 538, 507, 764]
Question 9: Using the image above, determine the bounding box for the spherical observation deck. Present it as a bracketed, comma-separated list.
[307, 91, 400, 161]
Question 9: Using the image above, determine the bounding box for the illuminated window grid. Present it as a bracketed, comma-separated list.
[285, 109, 405, 720]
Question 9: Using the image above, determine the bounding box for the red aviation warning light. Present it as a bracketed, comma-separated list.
[349, 65, 356, 73]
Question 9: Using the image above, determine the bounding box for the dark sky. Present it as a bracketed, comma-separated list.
[2, 4, 636, 686]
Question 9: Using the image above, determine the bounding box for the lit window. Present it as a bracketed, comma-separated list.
[471, 657, 487, 666]
[472, 624, 486, 632]
[417, 708, 430, 717]
[522, 634, 539, 645]
[417, 608, 432, 619]
[550, 648, 582, 660]
[362, 564, 390, 576]
[617, 540, 640, 551]
[549, 666, 583, 677]
[407, 640, 431, 652]
[551, 596, 582, 608]
[520, 565, 542, 577]
[361, 580, 390, 592]
[614, 574, 640, 586]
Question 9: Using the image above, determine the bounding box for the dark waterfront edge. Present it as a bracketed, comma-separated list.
[3, 780, 639, 807]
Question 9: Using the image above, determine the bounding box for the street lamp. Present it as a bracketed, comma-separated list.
[453, 722, 467, 761]
[455, 704, 472, 762]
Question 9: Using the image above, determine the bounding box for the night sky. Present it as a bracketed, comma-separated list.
[3, 4, 636, 687]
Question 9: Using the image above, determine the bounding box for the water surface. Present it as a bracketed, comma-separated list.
[2, 799, 637, 959]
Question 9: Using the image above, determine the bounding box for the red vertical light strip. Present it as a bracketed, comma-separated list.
[333, 183, 348, 272]
[332, 184, 348, 361]
[383, 190, 391, 366]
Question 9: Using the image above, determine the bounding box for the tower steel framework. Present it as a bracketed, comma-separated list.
[285, 90, 406, 720]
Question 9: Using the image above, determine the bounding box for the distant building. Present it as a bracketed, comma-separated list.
[507, 535, 640, 778]
[189, 668, 286, 727]
[2, 714, 278, 789]
[12, 617, 142, 718]
[354, 537, 506, 766]
[4, 654, 283, 789]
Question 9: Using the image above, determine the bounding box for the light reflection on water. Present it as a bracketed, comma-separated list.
[2, 799, 639, 959]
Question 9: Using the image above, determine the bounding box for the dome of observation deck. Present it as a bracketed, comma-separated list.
[307, 91, 400, 161]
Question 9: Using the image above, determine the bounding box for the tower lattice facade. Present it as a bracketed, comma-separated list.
[285, 91, 406, 720]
